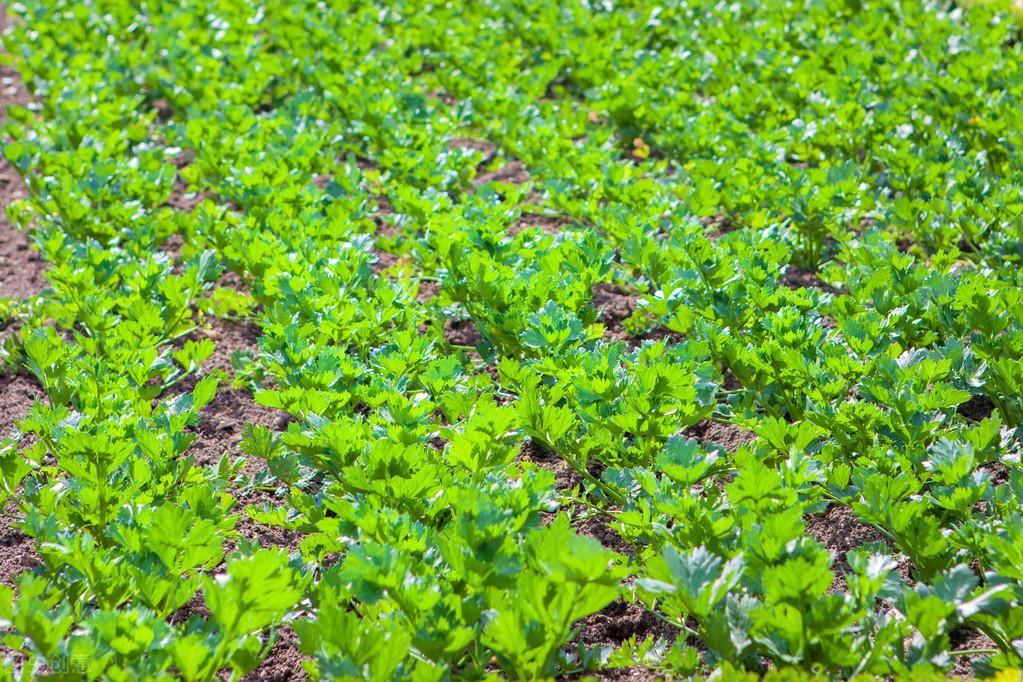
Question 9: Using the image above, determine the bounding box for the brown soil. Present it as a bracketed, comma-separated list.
[984, 462, 1010, 486]
[187, 315, 294, 492]
[171, 592, 211, 624]
[444, 317, 483, 348]
[475, 160, 530, 186]
[578, 598, 676, 649]
[0, 161, 44, 301]
[0, 7, 46, 303]
[165, 178, 210, 214]
[243, 626, 307, 681]
[574, 514, 632, 557]
[684, 419, 756, 452]
[518, 438, 583, 493]
[231, 500, 303, 554]
[191, 385, 291, 469]
[0, 264, 41, 656]
[160, 232, 187, 266]
[805, 504, 887, 580]
[593, 282, 636, 342]
[368, 195, 404, 274]
[702, 213, 736, 239]
[508, 212, 573, 237]
[0, 499, 39, 587]
[188, 314, 307, 678]
[0, 13, 43, 592]
[575, 599, 677, 682]
[632, 327, 685, 346]
[162, 151, 210, 214]
[186, 315, 287, 470]
[174, 595, 310, 680]
[781, 267, 839, 294]
[416, 279, 440, 303]
[0, 372, 39, 587]
[949, 628, 996, 679]
[0, 371, 39, 436]
[957, 394, 995, 422]
[372, 249, 400, 272]
[591, 283, 686, 347]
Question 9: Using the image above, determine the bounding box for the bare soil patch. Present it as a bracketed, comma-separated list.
[244, 626, 307, 681]
[508, 212, 573, 237]
[578, 598, 676, 651]
[781, 267, 839, 294]
[950, 628, 996, 679]
[0, 11, 43, 591]
[805, 504, 887, 587]
[476, 160, 530, 186]
[806, 504, 886, 555]
[0, 6, 46, 303]
[0, 509, 37, 587]
[189, 314, 308, 678]
[445, 317, 483, 349]
[593, 282, 636, 342]
[958, 393, 995, 422]
[0, 162, 43, 301]
[684, 419, 756, 452]
[0, 374, 44, 642]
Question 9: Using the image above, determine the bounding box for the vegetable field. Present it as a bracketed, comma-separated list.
[2, 0, 1023, 679]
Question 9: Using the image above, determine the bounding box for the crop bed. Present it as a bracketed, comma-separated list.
[2, 0, 1023, 680]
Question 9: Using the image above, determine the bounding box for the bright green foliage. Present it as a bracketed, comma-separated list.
[2, 0, 1023, 679]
